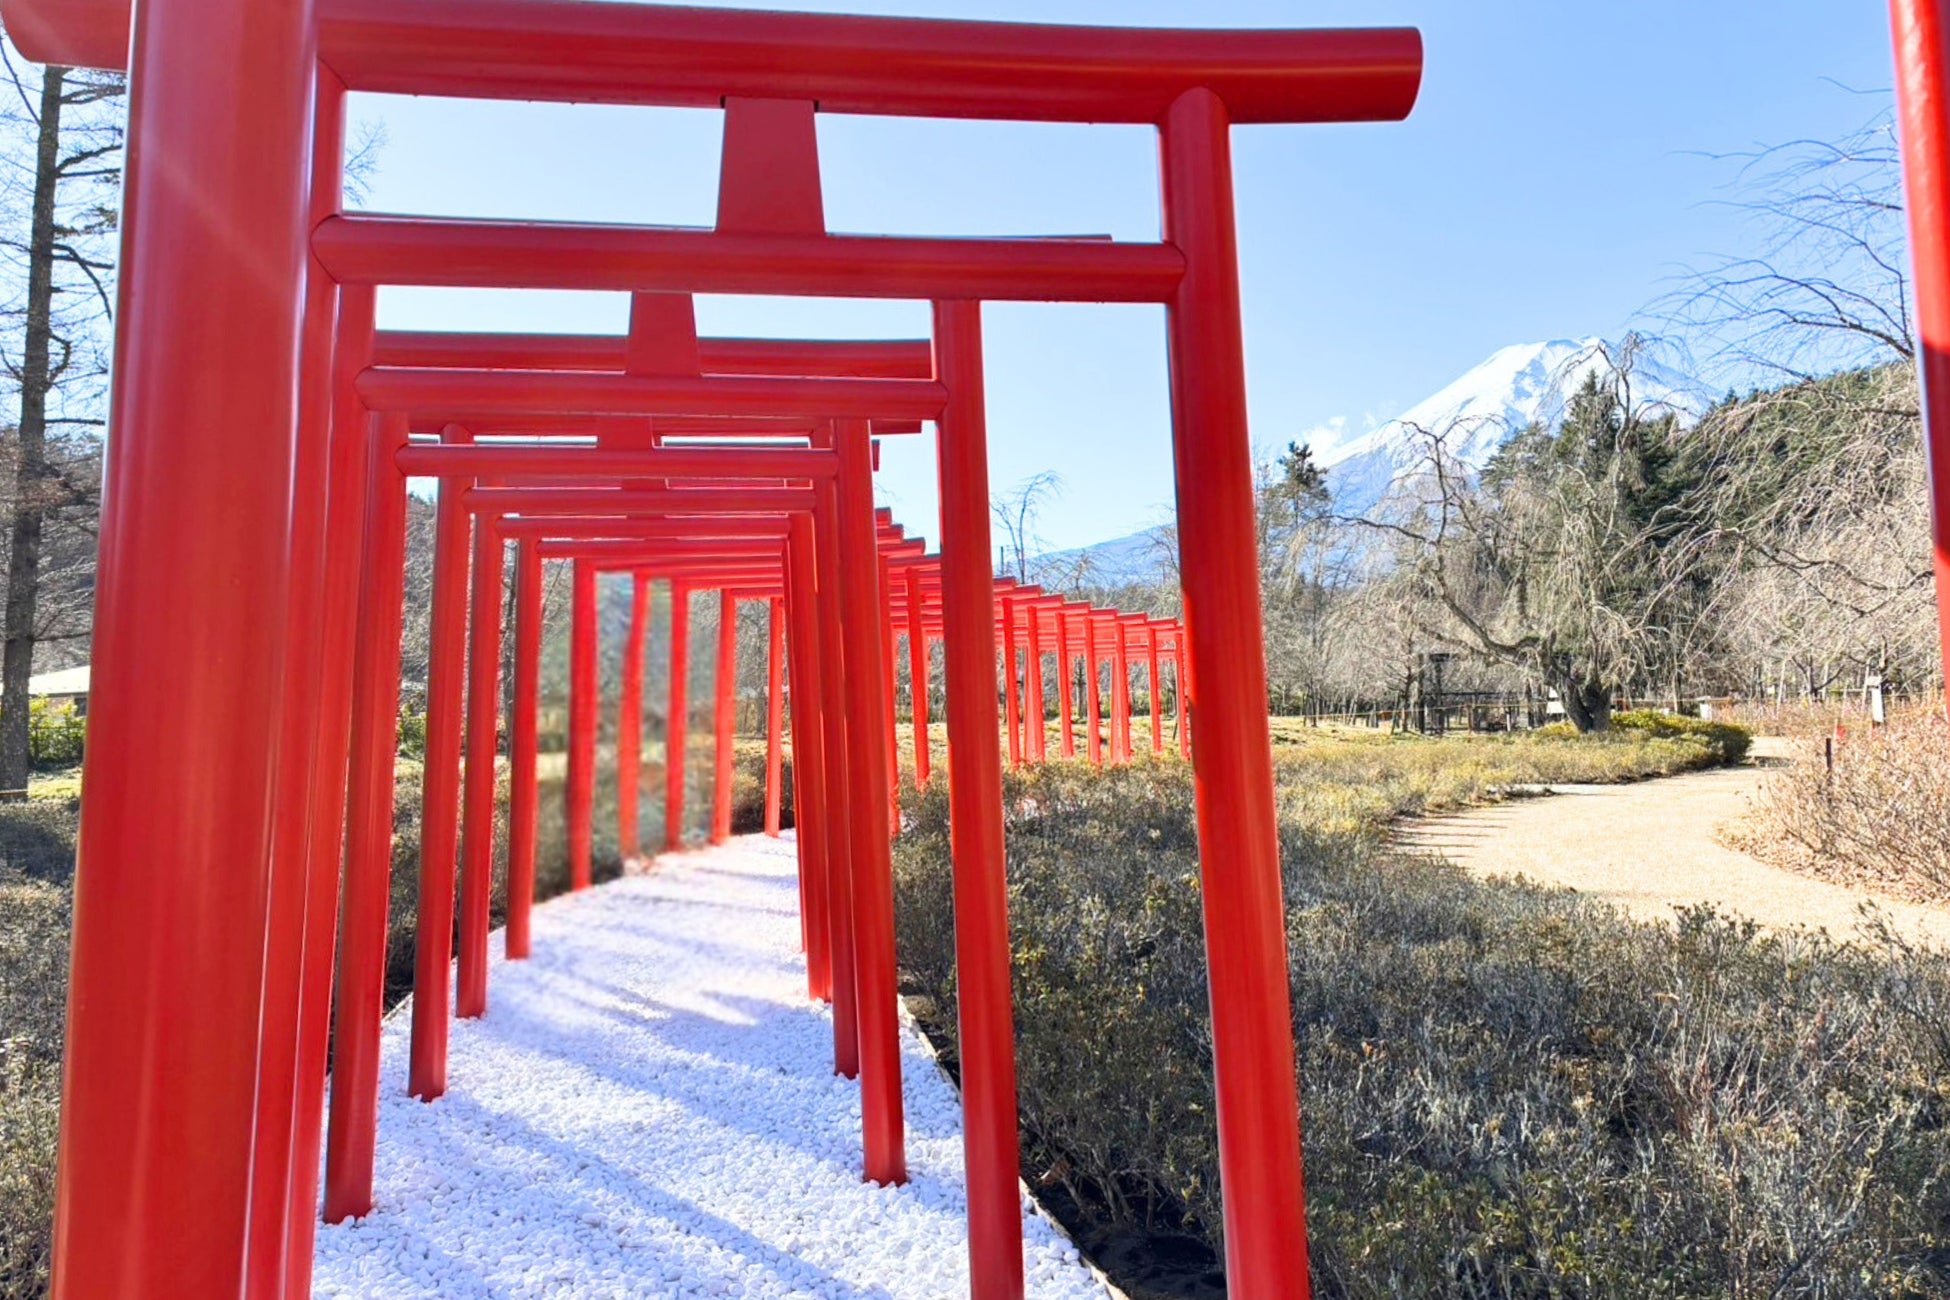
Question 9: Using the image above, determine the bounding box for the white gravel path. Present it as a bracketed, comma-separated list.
[311, 833, 1115, 1300]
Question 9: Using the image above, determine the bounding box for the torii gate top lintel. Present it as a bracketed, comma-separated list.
[9, 0, 1422, 126]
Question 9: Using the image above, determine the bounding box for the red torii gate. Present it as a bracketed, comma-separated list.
[6, 1, 1432, 1298]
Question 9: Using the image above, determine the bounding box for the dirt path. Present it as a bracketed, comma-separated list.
[1397, 749, 1950, 947]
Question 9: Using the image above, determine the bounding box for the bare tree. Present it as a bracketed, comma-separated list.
[1661, 109, 1912, 380]
[1352, 343, 1708, 731]
[991, 470, 1063, 584]
[0, 48, 122, 796]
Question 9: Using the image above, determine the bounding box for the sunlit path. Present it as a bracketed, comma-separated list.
[310, 834, 1112, 1299]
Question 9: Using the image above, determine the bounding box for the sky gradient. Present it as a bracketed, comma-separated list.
[350, 0, 1903, 551]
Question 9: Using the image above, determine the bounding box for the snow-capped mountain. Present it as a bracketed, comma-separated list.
[1033, 338, 1711, 586]
[1320, 338, 1711, 519]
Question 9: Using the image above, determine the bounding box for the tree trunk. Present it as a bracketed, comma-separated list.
[1549, 663, 1613, 733]
[0, 67, 68, 801]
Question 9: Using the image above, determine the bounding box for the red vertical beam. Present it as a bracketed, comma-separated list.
[835, 418, 905, 1184]
[1147, 625, 1165, 756]
[1055, 617, 1075, 759]
[1892, 0, 1950, 709]
[906, 568, 930, 784]
[280, 79, 360, 1291]
[288, 274, 373, 1282]
[932, 301, 1025, 1300]
[507, 539, 542, 956]
[1162, 87, 1311, 1299]
[567, 560, 597, 888]
[1177, 646, 1192, 758]
[765, 596, 786, 836]
[711, 588, 738, 844]
[47, 0, 316, 1283]
[1002, 597, 1021, 766]
[787, 512, 834, 1002]
[1111, 630, 1131, 763]
[1085, 622, 1103, 767]
[618, 573, 650, 859]
[880, 553, 900, 832]
[665, 581, 691, 849]
[457, 515, 504, 1019]
[409, 436, 474, 1102]
[246, 63, 344, 1296]
[323, 414, 410, 1223]
[813, 484, 860, 1075]
[1024, 608, 1045, 762]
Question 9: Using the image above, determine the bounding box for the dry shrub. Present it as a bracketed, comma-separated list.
[895, 749, 1950, 1298]
[1721, 695, 1943, 738]
[0, 870, 70, 1300]
[1736, 715, 1950, 901]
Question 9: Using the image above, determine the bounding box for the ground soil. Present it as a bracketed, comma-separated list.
[1397, 741, 1950, 947]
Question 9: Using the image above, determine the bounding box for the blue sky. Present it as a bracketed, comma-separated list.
[350, 0, 1900, 551]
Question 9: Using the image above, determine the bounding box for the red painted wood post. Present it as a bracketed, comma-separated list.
[618, 573, 650, 860]
[1085, 622, 1104, 767]
[47, 1, 315, 1284]
[247, 67, 344, 1294]
[1002, 595, 1022, 766]
[1056, 617, 1075, 759]
[787, 512, 835, 1001]
[262, 75, 356, 1300]
[880, 553, 901, 832]
[409, 430, 475, 1102]
[712, 588, 738, 844]
[567, 560, 597, 888]
[457, 513, 505, 1019]
[506, 539, 542, 957]
[1111, 628, 1132, 763]
[835, 418, 906, 1183]
[1891, 0, 1950, 710]
[933, 300, 1026, 1300]
[1025, 606, 1046, 762]
[906, 567, 931, 784]
[1163, 87, 1312, 1298]
[1177, 647, 1192, 758]
[1145, 624, 1165, 756]
[324, 413, 410, 1223]
[765, 596, 786, 836]
[665, 581, 691, 850]
[813, 481, 861, 1076]
[289, 273, 373, 1282]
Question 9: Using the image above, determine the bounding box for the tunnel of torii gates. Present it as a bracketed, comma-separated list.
[15, 0, 1950, 1295]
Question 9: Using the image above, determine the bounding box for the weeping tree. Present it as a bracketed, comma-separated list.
[1363, 344, 1709, 731]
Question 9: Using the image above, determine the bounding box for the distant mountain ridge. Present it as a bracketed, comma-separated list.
[1027, 526, 1171, 589]
[1034, 337, 1711, 586]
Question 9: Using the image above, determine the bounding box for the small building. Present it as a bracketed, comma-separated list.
[30, 664, 90, 715]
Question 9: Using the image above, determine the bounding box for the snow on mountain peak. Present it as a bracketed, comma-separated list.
[1320, 337, 1710, 518]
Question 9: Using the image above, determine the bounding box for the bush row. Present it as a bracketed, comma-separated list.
[893, 754, 1949, 1298]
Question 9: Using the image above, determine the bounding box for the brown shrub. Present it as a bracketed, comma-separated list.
[1736, 715, 1950, 901]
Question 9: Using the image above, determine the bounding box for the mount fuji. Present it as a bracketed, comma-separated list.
[1036, 337, 1712, 586]
[1317, 337, 1712, 520]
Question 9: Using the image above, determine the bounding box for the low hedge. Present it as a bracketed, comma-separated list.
[1610, 708, 1753, 764]
[893, 756, 1948, 1297]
